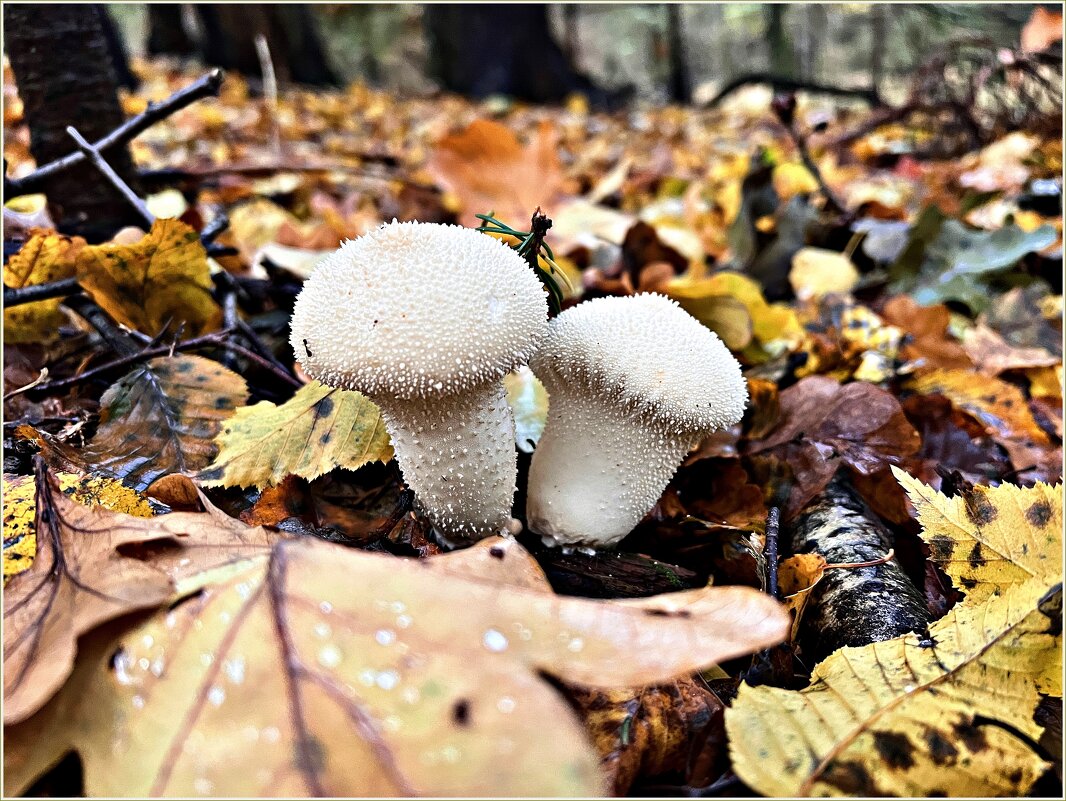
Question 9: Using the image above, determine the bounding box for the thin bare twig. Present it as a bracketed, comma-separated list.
[765, 507, 780, 599]
[66, 126, 155, 229]
[6, 70, 224, 196]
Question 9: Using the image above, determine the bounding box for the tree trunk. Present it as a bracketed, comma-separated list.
[424, 4, 602, 104]
[665, 4, 692, 104]
[4, 4, 143, 242]
[870, 5, 886, 98]
[765, 5, 797, 79]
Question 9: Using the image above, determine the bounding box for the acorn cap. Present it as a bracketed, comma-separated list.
[530, 292, 747, 434]
[290, 221, 548, 400]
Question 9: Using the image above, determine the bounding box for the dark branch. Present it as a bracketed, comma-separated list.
[6, 69, 224, 197]
[66, 126, 155, 228]
[3, 276, 82, 308]
[704, 72, 882, 109]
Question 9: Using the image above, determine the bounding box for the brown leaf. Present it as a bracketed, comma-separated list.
[881, 295, 972, 371]
[747, 377, 921, 515]
[2, 468, 173, 725]
[962, 324, 1060, 376]
[33, 355, 248, 491]
[426, 119, 565, 227]
[4, 536, 788, 797]
[569, 678, 726, 794]
[1021, 6, 1064, 52]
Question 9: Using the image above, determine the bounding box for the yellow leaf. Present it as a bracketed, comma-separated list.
[199, 380, 393, 489]
[894, 468, 1062, 603]
[504, 367, 548, 453]
[773, 162, 819, 200]
[5, 536, 789, 797]
[2, 472, 157, 583]
[2, 229, 84, 343]
[907, 369, 1051, 446]
[727, 579, 1061, 797]
[1026, 365, 1063, 399]
[778, 553, 828, 641]
[77, 218, 221, 337]
[789, 247, 859, 301]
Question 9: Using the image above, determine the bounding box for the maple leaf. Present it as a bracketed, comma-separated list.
[4, 536, 788, 796]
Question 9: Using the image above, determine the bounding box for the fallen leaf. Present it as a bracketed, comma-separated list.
[962, 324, 1060, 376]
[1021, 6, 1064, 52]
[77, 218, 221, 337]
[32, 355, 248, 491]
[2, 229, 84, 344]
[426, 119, 565, 227]
[881, 295, 973, 371]
[894, 468, 1062, 603]
[2, 471, 156, 584]
[4, 535, 789, 796]
[777, 553, 828, 641]
[727, 579, 1061, 796]
[503, 366, 548, 453]
[789, 247, 859, 301]
[2, 468, 174, 725]
[199, 380, 392, 489]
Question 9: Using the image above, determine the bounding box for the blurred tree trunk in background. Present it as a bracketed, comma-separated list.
[424, 4, 601, 104]
[147, 4, 196, 58]
[665, 4, 692, 103]
[765, 5, 797, 79]
[4, 4, 143, 242]
[870, 5, 886, 96]
[562, 5, 580, 63]
[147, 5, 338, 87]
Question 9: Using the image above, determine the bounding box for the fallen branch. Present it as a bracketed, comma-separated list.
[6, 69, 225, 197]
[66, 126, 154, 229]
[3, 276, 81, 308]
[704, 72, 881, 109]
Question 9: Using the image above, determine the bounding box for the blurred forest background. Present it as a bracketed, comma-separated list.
[106, 3, 1047, 106]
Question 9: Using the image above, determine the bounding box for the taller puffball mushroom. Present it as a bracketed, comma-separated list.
[289, 221, 548, 540]
[527, 293, 747, 548]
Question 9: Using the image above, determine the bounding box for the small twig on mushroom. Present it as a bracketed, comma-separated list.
[6, 69, 225, 197]
[66, 126, 155, 229]
[475, 210, 567, 315]
[765, 506, 781, 599]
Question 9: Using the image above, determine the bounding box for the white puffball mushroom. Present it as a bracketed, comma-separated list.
[526, 292, 748, 548]
[289, 220, 548, 540]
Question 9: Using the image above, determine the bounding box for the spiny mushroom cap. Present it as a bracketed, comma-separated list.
[530, 292, 748, 435]
[290, 221, 548, 400]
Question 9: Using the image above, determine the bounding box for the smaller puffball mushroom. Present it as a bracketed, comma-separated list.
[527, 293, 747, 548]
[289, 220, 548, 540]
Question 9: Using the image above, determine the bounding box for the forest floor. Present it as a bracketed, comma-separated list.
[2, 54, 1063, 797]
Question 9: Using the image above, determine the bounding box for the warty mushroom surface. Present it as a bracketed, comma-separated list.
[289, 220, 548, 540]
[526, 292, 747, 548]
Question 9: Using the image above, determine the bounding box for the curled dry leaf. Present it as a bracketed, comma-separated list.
[30, 355, 248, 491]
[961, 324, 1060, 376]
[727, 579, 1062, 797]
[77, 218, 221, 337]
[894, 467, 1062, 603]
[881, 295, 973, 372]
[199, 379, 392, 489]
[2, 229, 84, 344]
[4, 535, 788, 797]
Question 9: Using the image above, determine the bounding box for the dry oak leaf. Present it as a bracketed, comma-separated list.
[894, 468, 1062, 604]
[2, 469, 174, 725]
[2, 228, 84, 343]
[961, 324, 1060, 376]
[426, 118, 565, 227]
[32, 355, 248, 492]
[881, 296, 973, 372]
[198, 380, 392, 489]
[727, 579, 1062, 797]
[3, 536, 788, 797]
[906, 368, 1051, 448]
[2, 471, 155, 584]
[77, 218, 221, 337]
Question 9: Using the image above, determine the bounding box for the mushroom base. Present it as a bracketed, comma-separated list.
[380, 381, 517, 541]
[526, 385, 694, 548]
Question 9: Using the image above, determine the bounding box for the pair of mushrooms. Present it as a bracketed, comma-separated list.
[290, 221, 747, 548]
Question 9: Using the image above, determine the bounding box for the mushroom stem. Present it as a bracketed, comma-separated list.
[381, 381, 517, 539]
[526, 383, 694, 548]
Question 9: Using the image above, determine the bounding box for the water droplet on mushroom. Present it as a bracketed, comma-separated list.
[319, 601, 334, 614]
[376, 669, 400, 690]
[208, 686, 226, 707]
[375, 629, 396, 646]
[482, 629, 509, 652]
[223, 656, 246, 685]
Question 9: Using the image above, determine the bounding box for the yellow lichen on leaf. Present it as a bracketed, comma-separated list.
[727, 579, 1061, 797]
[2, 229, 85, 343]
[2, 472, 156, 584]
[893, 467, 1062, 603]
[199, 380, 393, 489]
[77, 218, 221, 337]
